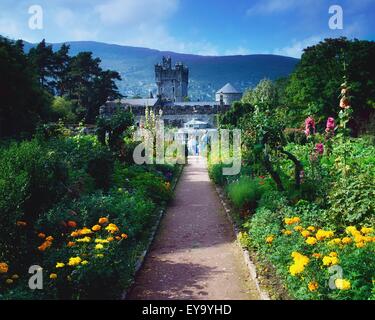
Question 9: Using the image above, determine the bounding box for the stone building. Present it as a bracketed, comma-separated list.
[155, 56, 189, 102]
[215, 83, 243, 105]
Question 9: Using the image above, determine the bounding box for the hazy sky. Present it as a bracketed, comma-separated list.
[0, 0, 374, 57]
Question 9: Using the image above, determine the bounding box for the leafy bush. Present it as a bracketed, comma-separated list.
[226, 176, 266, 213]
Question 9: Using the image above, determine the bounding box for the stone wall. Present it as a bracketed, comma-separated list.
[100, 102, 231, 128]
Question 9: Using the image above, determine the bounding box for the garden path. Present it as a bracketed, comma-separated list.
[127, 156, 260, 300]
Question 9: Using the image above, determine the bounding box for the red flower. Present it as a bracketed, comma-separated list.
[315, 143, 324, 155]
[67, 221, 77, 228]
[304, 117, 316, 136]
[325, 117, 335, 134]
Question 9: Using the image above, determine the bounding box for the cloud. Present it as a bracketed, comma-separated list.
[224, 46, 251, 56]
[273, 35, 322, 58]
[246, 0, 301, 15]
[94, 0, 179, 25]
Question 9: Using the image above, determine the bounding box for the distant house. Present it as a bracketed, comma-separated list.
[215, 83, 242, 105]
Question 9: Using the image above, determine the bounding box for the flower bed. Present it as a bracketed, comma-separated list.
[0, 134, 179, 299]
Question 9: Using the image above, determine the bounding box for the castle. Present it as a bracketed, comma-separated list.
[155, 56, 189, 102]
[100, 56, 242, 128]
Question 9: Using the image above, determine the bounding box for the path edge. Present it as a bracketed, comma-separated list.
[214, 185, 271, 301]
[121, 164, 185, 300]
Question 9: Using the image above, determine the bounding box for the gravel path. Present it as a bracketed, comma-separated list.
[127, 156, 260, 300]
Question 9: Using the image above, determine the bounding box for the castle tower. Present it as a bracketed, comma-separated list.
[155, 56, 189, 102]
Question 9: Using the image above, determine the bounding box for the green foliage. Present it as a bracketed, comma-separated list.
[226, 176, 266, 212]
[284, 38, 375, 132]
[0, 37, 52, 138]
[50, 97, 77, 123]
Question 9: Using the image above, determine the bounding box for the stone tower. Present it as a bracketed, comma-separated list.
[155, 56, 188, 102]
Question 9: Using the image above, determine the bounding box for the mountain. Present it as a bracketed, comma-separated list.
[24, 41, 299, 101]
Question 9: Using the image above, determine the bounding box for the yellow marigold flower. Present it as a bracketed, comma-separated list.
[346, 226, 357, 235]
[328, 238, 341, 245]
[322, 256, 339, 266]
[307, 226, 316, 232]
[294, 226, 303, 232]
[92, 225, 101, 232]
[316, 229, 334, 241]
[361, 227, 374, 234]
[107, 237, 114, 242]
[341, 237, 352, 245]
[329, 252, 338, 257]
[11, 274, 19, 280]
[292, 217, 301, 224]
[96, 254, 104, 258]
[5, 278, 13, 284]
[77, 236, 91, 243]
[289, 263, 305, 276]
[265, 235, 274, 244]
[363, 236, 373, 243]
[49, 273, 57, 280]
[95, 244, 104, 250]
[284, 230, 293, 235]
[335, 279, 351, 290]
[105, 223, 119, 234]
[46, 236, 54, 242]
[99, 217, 109, 225]
[56, 262, 65, 268]
[308, 281, 319, 292]
[306, 237, 317, 245]
[79, 227, 93, 235]
[356, 242, 365, 248]
[95, 238, 109, 244]
[285, 217, 300, 225]
[0, 262, 9, 274]
[301, 230, 311, 238]
[81, 260, 89, 266]
[68, 256, 82, 266]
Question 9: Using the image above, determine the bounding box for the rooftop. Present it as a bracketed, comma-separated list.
[216, 83, 241, 94]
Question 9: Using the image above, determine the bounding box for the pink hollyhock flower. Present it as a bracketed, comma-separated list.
[325, 117, 335, 134]
[315, 143, 324, 155]
[304, 116, 316, 136]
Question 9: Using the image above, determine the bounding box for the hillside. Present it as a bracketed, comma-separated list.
[24, 41, 299, 100]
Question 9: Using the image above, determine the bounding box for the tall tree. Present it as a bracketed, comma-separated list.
[0, 37, 51, 137]
[285, 37, 375, 133]
[28, 39, 55, 93]
[53, 43, 71, 96]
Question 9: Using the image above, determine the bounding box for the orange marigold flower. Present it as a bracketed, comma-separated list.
[107, 237, 114, 242]
[115, 236, 121, 241]
[99, 217, 109, 225]
[16, 221, 27, 227]
[121, 233, 128, 239]
[0, 262, 9, 274]
[46, 236, 54, 242]
[308, 281, 319, 292]
[71, 231, 79, 237]
[92, 225, 101, 232]
[38, 233, 46, 239]
[67, 241, 76, 247]
[38, 241, 52, 252]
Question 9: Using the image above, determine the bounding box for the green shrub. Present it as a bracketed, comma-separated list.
[226, 176, 266, 212]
